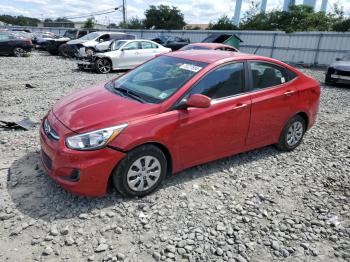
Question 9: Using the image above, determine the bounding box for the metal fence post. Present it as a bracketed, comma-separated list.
[270, 33, 277, 58]
[314, 33, 323, 66]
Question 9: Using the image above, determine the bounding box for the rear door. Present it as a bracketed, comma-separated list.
[140, 41, 159, 60]
[246, 61, 299, 147]
[173, 62, 252, 167]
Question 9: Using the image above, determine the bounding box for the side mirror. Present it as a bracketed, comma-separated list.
[185, 94, 211, 108]
[336, 58, 341, 61]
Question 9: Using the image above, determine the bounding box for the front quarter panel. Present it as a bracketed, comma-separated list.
[109, 111, 182, 172]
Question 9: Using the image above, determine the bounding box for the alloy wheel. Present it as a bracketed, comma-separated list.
[286, 121, 304, 147]
[14, 47, 25, 57]
[126, 156, 161, 192]
[96, 59, 111, 73]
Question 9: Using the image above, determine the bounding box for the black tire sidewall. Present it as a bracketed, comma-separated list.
[112, 145, 167, 197]
[278, 115, 306, 151]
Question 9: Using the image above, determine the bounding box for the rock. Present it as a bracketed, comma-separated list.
[42, 246, 53, 256]
[95, 244, 108, 253]
[166, 245, 176, 253]
[216, 247, 223, 256]
[117, 253, 125, 260]
[271, 241, 280, 251]
[49, 225, 59, 236]
[152, 251, 161, 261]
[235, 254, 248, 262]
[60, 227, 69, 236]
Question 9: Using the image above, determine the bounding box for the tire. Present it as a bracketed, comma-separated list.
[276, 115, 306, 152]
[95, 58, 112, 74]
[112, 145, 167, 197]
[12, 47, 26, 57]
[58, 44, 68, 57]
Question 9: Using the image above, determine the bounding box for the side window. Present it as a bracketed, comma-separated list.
[141, 41, 158, 49]
[123, 42, 140, 50]
[99, 34, 110, 41]
[250, 62, 291, 90]
[0, 34, 10, 41]
[187, 63, 245, 100]
[78, 31, 87, 38]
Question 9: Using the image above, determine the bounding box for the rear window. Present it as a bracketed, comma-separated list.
[180, 45, 210, 51]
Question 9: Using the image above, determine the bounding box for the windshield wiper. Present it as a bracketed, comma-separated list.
[113, 86, 146, 103]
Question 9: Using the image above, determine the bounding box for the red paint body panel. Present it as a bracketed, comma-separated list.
[40, 50, 320, 196]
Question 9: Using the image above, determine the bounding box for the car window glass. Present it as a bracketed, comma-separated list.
[123, 42, 140, 50]
[141, 41, 157, 49]
[78, 31, 87, 38]
[342, 54, 350, 61]
[99, 34, 110, 41]
[0, 34, 10, 41]
[250, 62, 290, 90]
[187, 62, 245, 100]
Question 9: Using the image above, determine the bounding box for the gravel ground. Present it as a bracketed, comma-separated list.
[0, 52, 349, 262]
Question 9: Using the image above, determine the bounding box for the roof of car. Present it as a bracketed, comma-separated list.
[166, 50, 263, 64]
[188, 43, 237, 50]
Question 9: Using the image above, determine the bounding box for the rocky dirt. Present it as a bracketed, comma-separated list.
[0, 52, 349, 262]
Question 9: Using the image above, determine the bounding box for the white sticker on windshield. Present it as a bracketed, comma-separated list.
[179, 64, 202, 72]
[281, 77, 286, 83]
[158, 92, 168, 99]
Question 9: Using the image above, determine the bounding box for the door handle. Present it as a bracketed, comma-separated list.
[233, 103, 247, 110]
[284, 90, 295, 96]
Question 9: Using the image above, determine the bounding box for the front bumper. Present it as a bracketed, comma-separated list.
[39, 112, 126, 196]
[326, 72, 350, 85]
[77, 60, 95, 70]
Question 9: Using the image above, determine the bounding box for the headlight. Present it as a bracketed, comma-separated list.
[66, 124, 127, 150]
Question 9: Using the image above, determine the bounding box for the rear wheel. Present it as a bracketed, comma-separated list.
[13, 47, 26, 57]
[95, 58, 112, 74]
[276, 115, 306, 151]
[112, 145, 167, 197]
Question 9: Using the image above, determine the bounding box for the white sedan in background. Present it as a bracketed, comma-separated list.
[78, 40, 171, 74]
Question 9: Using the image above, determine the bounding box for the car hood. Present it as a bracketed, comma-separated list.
[52, 84, 160, 133]
[67, 39, 88, 45]
[329, 61, 350, 71]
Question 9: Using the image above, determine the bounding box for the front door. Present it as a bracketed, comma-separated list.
[173, 62, 252, 168]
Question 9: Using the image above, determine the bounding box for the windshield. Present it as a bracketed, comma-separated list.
[79, 32, 100, 40]
[108, 56, 208, 103]
[180, 45, 210, 51]
[341, 53, 350, 61]
[63, 30, 77, 39]
[112, 40, 127, 50]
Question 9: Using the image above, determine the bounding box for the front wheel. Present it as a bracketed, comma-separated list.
[276, 115, 306, 151]
[112, 145, 167, 197]
[95, 58, 112, 74]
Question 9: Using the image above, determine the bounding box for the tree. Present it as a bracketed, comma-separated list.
[118, 17, 144, 29]
[83, 18, 94, 28]
[0, 15, 40, 26]
[208, 15, 237, 30]
[332, 18, 350, 32]
[143, 5, 186, 29]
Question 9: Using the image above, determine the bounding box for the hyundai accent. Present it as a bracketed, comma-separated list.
[40, 50, 320, 197]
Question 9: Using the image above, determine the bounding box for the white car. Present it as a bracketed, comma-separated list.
[78, 40, 172, 74]
[66, 31, 135, 57]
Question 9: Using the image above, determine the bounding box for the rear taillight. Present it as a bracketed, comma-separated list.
[25, 39, 32, 45]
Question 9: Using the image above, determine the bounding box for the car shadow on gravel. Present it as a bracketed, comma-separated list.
[7, 145, 283, 221]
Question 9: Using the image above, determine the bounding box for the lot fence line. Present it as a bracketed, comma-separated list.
[2, 25, 350, 66]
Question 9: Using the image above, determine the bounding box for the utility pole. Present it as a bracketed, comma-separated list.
[122, 0, 127, 24]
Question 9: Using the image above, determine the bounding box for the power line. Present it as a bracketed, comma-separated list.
[64, 7, 120, 20]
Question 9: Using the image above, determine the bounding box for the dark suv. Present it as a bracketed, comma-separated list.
[0, 32, 33, 57]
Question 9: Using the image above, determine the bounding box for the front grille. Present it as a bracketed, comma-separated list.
[336, 70, 350, 77]
[41, 150, 52, 170]
[43, 118, 60, 141]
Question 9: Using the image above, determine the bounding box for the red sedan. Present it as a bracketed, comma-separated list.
[40, 50, 320, 197]
[179, 42, 239, 52]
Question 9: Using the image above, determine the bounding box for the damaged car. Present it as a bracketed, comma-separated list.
[78, 39, 171, 73]
[151, 35, 190, 51]
[325, 53, 350, 86]
[46, 29, 96, 55]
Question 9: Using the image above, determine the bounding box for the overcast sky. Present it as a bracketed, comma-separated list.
[0, 0, 349, 24]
